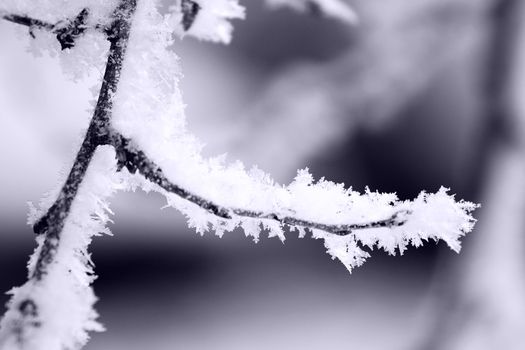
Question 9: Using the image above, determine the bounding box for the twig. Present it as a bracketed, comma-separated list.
[32, 0, 137, 279]
[110, 132, 411, 236]
[2, 9, 95, 49]
[2, 0, 202, 48]
[54, 8, 91, 50]
[2, 13, 54, 31]
[0, 2, 137, 345]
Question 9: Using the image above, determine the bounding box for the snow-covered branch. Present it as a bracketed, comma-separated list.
[1, 13, 54, 31]
[110, 132, 412, 235]
[1, 9, 95, 50]
[0, 1, 137, 348]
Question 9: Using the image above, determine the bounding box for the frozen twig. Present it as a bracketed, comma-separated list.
[110, 132, 411, 236]
[2, 9, 96, 49]
[32, 0, 136, 272]
[0, 1, 137, 347]
[1, 13, 54, 31]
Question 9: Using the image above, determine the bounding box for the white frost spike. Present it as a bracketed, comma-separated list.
[0, 146, 123, 350]
[266, 0, 358, 25]
[171, 0, 245, 44]
[264, 221, 286, 242]
[316, 231, 370, 273]
[241, 220, 262, 242]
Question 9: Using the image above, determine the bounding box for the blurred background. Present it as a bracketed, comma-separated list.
[1, 0, 524, 349]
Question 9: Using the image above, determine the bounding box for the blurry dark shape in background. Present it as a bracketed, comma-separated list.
[1, 0, 524, 349]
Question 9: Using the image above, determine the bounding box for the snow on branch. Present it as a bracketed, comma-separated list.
[111, 133, 409, 234]
[1, 13, 54, 31]
[0, 1, 136, 348]
[111, 129, 476, 273]
[1, 0, 355, 47]
[1, 9, 93, 50]
[0, 147, 119, 350]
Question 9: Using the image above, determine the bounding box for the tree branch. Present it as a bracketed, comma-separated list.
[0, 2, 137, 346]
[2, 0, 201, 49]
[32, 0, 137, 279]
[2, 9, 94, 49]
[1, 13, 55, 31]
[110, 132, 411, 236]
